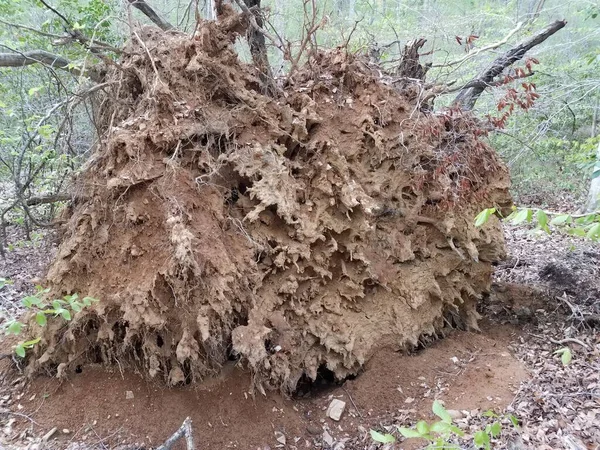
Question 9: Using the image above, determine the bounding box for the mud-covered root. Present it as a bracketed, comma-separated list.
[27, 16, 511, 393]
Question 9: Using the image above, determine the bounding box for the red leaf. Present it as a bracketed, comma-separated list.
[467, 35, 480, 44]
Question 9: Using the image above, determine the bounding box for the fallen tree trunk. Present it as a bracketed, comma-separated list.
[26, 10, 512, 393]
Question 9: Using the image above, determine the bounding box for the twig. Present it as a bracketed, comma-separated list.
[432, 21, 525, 69]
[0, 409, 41, 426]
[528, 333, 590, 350]
[156, 417, 195, 450]
[549, 337, 590, 350]
[342, 387, 363, 419]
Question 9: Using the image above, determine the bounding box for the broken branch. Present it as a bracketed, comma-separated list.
[26, 194, 72, 206]
[127, 0, 175, 31]
[453, 19, 566, 110]
[0, 50, 101, 81]
[156, 417, 195, 450]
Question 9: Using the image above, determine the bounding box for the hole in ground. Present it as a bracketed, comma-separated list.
[292, 364, 356, 399]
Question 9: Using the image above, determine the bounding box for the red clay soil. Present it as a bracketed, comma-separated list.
[6, 322, 526, 449]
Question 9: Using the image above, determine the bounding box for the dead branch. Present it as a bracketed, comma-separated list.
[0, 50, 101, 81]
[26, 194, 72, 206]
[453, 19, 566, 110]
[432, 21, 525, 69]
[127, 0, 175, 31]
[397, 38, 428, 80]
[156, 417, 195, 450]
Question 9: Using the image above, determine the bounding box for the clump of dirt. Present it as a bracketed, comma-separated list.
[26, 13, 512, 392]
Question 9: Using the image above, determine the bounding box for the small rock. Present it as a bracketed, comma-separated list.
[62, 429, 71, 434]
[404, 397, 415, 404]
[447, 409, 464, 420]
[326, 399, 346, 421]
[322, 429, 334, 446]
[42, 427, 57, 442]
[306, 425, 322, 435]
[125, 391, 134, 400]
[274, 431, 286, 445]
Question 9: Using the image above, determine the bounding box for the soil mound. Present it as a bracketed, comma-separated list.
[27, 16, 511, 392]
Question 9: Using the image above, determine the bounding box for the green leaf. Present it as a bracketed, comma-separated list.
[71, 302, 82, 312]
[489, 422, 501, 438]
[398, 427, 423, 438]
[432, 400, 452, 424]
[22, 337, 41, 348]
[430, 421, 450, 433]
[28, 86, 43, 96]
[22, 295, 41, 308]
[482, 410, 498, 418]
[448, 424, 465, 437]
[554, 347, 572, 366]
[14, 344, 26, 358]
[586, 223, 600, 239]
[35, 312, 47, 327]
[52, 299, 66, 309]
[7, 321, 23, 335]
[550, 214, 571, 226]
[369, 430, 396, 443]
[59, 308, 72, 321]
[568, 227, 587, 237]
[536, 209, 548, 229]
[507, 414, 520, 429]
[416, 420, 430, 435]
[474, 430, 490, 448]
[64, 293, 79, 302]
[511, 209, 529, 225]
[0, 278, 6, 289]
[474, 208, 496, 227]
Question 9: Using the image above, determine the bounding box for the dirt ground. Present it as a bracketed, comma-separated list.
[1, 321, 525, 450]
[1, 225, 599, 450]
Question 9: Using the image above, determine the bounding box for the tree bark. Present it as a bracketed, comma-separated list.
[453, 19, 566, 110]
[0, 50, 101, 81]
[585, 140, 600, 213]
[241, 0, 276, 95]
[127, 0, 175, 31]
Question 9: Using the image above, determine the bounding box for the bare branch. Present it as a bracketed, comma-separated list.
[127, 0, 175, 31]
[0, 50, 102, 82]
[453, 20, 567, 110]
[432, 21, 525, 69]
[26, 194, 72, 206]
[156, 417, 195, 450]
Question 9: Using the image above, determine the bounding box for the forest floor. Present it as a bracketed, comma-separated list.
[0, 222, 599, 450]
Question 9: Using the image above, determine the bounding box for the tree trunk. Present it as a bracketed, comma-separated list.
[585, 140, 600, 213]
[242, 0, 275, 94]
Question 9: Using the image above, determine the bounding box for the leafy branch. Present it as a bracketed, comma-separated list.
[0, 280, 98, 357]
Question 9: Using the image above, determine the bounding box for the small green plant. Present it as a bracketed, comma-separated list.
[370, 401, 518, 449]
[554, 347, 572, 366]
[1, 282, 98, 357]
[474, 206, 600, 240]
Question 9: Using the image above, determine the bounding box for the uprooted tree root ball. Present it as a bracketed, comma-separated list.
[26, 17, 512, 393]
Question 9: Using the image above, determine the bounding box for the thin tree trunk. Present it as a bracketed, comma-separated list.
[273, 0, 285, 75]
[585, 140, 600, 213]
[241, 0, 275, 94]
